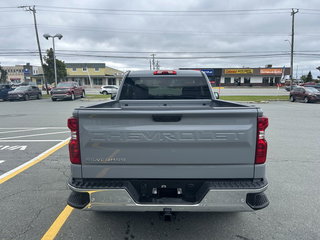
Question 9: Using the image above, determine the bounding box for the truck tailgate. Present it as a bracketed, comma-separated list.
[77, 108, 258, 179]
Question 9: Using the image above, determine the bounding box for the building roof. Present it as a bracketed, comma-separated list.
[65, 63, 106, 68]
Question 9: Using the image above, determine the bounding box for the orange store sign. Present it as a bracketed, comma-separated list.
[260, 69, 282, 74]
[224, 69, 253, 74]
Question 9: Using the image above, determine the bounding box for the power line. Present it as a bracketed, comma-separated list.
[36, 5, 291, 13]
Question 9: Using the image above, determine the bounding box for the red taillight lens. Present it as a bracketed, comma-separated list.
[69, 139, 81, 164]
[258, 116, 268, 131]
[256, 139, 268, 164]
[67, 117, 81, 164]
[153, 70, 177, 75]
[255, 116, 268, 164]
[68, 117, 78, 131]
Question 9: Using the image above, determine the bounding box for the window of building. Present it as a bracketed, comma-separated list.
[82, 67, 87, 72]
[72, 68, 77, 72]
[234, 77, 241, 86]
[93, 78, 103, 85]
[224, 77, 231, 84]
[108, 78, 116, 85]
[84, 78, 90, 85]
[94, 68, 99, 72]
[262, 77, 269, 84]
[244, 77, 251, 84]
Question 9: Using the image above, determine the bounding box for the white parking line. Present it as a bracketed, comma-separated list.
[0, 128, 47, 134]
[0, 131, 69, 140]
[0, 138, 70, 184]
[0, 127, 67, 129]
[0, 160, 5, 164]
[0, 140, 65, 142]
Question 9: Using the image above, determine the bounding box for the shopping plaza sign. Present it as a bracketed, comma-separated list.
[224, 69, 253, 74]
[260, 69, 283, 74]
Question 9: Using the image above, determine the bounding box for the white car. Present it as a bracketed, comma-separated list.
[100, 85, 119, 95]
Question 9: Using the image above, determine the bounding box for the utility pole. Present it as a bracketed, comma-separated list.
[19, 5, 49, 94]
[151, 54, 156, 70]
[156, 60, 160, 70]
[290, 8, 299, 88]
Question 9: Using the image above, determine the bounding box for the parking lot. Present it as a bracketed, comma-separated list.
[0, 98, 319, 240]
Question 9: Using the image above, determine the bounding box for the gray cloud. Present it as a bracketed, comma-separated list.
[0, 0, 320, 77]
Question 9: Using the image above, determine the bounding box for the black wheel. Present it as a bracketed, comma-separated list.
[81, 91, 85, 98]
[304, 97, 309, 103]
[290, 95, 295, 102]
[37, 93, 42, 99]
[103, 91, 108, 95]
[24, 94, 29, 101]
[51, 98, 56, 101]
[71, 93, 75, 101]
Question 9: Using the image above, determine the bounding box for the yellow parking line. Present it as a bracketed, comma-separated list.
[41, 205, 74, 240]
[212, 87, 224, 89]
[0, 138, 70, 184]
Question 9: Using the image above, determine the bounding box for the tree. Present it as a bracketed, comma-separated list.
[43, 48, 67, 84]
[306, 71, 313, 82]
[0, 65, 8, 83]
[301, 75, 307, 82]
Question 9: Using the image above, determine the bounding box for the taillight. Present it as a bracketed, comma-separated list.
[255, 116, 268, 164]
[67, 117, 81, 164]
[153, 70, 177, 75]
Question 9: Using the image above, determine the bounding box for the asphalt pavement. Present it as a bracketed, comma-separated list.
[0, 98, 319, 240]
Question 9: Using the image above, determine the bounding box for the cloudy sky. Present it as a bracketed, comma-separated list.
[1, 0, 320, 77]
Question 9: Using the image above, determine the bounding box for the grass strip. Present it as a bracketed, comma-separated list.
[220, 95, 289, 102]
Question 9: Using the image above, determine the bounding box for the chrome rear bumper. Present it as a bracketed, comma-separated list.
[68, 183, 268, 212]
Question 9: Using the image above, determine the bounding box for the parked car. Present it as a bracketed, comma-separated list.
[290, 86, 320, 103]
[100, 85, 119, 96]
[8, 85, 42, 101]
[0, 84, 14, 101]
[303, 84, 320, 91]
[51, 82, 85, 101]
[285, 85, 298, 92]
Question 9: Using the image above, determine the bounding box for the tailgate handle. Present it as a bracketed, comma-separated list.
[152, 115, 182, 122]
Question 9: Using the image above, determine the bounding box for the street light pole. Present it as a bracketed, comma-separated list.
[52, 37, 58, 86]
[43, 33, 63, 86]
[290, 8, 299, 87]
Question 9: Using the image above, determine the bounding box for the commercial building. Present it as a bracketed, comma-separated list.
[180, 66, 290, 86]
[65, 63, 123, 87]
[2, 63, 34, 84]
[2, 63, 124, 87]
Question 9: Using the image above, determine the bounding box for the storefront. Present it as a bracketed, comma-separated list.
[221, 67, 290, 86]
[179, 68, 222, 86]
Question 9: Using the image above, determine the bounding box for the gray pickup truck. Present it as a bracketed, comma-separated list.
[67, 70, 269, 214]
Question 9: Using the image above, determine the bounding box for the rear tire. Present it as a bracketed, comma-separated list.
[304, 97, 310, 103]
[290, 95, 295, 102]
[37, 94, 41, 99]
[103, 91, 108, 95]
[52, 98, 56, 101]
[71, 93, 75, 101]
[24, 94, 29, 101]
[81, 91, 85, 98]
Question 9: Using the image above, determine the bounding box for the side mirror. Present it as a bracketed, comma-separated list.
[214, 92, 219, 99]
[111, 95, 116, 100]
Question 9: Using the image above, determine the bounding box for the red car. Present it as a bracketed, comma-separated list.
[51, 82, 85, 101]
[290, 86, 320, 103]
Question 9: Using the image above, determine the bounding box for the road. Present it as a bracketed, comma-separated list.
[0, 98, 319, 240]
